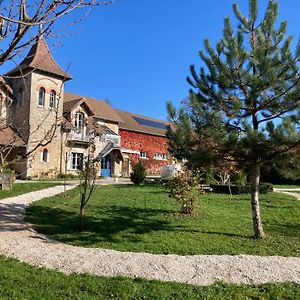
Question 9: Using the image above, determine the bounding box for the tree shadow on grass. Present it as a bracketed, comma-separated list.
[25, 205, 180, 246]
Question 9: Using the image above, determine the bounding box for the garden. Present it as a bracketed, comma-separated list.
[26, 184, 300, 257]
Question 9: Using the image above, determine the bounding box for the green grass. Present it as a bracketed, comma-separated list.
[0, 182, 60, 200]
[26, 185, 300, 256]
[274, 185, 300, 189]
[0, 255, 299, 300]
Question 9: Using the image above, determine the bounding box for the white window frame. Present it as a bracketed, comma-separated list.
[153, 153, 168, 160]
[70, 152, 83, 170]
[75, 112, 84, 130]
[140, 151, 148, 159]
[38, 87, 45, 107]
[49, 90, 56, 109]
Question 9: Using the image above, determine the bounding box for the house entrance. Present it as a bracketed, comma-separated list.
[101, 156, 111, 177]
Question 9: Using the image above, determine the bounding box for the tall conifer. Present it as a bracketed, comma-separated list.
[167, 0, 300, 238]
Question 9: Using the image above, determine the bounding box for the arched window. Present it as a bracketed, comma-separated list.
[42, 149, 49, 163]
[38, 87, 45, 107]
[49, 90, 56, 108]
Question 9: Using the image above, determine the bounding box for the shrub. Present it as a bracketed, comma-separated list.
[130, 161, 146, 185]
[167, 168, 200, 215]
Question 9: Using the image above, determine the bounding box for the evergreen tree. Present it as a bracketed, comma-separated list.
[167, 0, 300, 238]
[130, 161, 146, 185]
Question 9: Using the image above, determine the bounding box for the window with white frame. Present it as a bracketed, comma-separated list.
[49, 90, 56, 108]
[153, 153, 168, 160]
[75, 112, 84, 130]
[70, 152, 83, 170]
[38, 87, 45, 107]
[140, 151, 148, 158]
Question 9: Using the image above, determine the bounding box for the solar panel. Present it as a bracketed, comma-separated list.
[133, 116, 167, 130]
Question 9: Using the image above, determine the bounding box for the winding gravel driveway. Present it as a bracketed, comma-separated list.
[0, 184, 299, 286]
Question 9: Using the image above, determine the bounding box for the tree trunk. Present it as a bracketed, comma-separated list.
[79, 195, 85, 231]
[250, 164, 265, 239]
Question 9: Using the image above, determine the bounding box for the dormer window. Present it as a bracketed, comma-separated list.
[49, 90, 56, 108]
[38, 87, 45, 107]
[75, 112, 84, 130]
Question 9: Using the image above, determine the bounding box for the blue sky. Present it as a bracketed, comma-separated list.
[5, 0, 300, 120]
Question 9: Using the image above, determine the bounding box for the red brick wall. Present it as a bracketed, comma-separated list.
[119, 129, 170, 174]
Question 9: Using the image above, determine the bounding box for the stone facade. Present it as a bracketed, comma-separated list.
[1, 38, 171, 179]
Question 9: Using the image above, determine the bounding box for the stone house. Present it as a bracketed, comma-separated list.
[0, 37, 170, 178]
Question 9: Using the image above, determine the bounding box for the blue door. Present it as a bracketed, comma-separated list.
[101, 156, 111, 177]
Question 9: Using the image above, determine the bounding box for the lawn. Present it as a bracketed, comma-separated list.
[0, 255, 299, 300]
[273, 184, 300, 189]
[0, 182, 60, 200]
[26, 185, 300, 256]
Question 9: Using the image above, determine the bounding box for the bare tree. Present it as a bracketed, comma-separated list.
[0, 0, 112, 66]
[0, 0, 112, 179]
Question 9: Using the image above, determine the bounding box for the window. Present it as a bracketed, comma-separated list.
[49, 90, 56, 108]
[42, 149, 49, 163]
[140, 151, 148, 158]
[75, 112, 84, 130]
[153, 153, 168, 160]
[38, 87, 45, 107]
[70, 152, 83, 170]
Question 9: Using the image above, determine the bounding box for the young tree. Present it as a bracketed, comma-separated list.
[167, 0, 300, 238]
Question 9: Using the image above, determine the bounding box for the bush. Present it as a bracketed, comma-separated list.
[130, 161, 146, 185]
[167, 169, 200, 215]
[210, 183, 273, 194]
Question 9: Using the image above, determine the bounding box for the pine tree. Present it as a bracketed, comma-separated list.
[167, 0, 300, 238]
[130, 161, 146, 185]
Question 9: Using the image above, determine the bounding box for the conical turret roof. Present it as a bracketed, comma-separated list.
[5, 37, 72, 80]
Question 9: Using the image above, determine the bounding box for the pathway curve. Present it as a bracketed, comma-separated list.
[0, 185, 299, 286]
[274, 188, 300, 201]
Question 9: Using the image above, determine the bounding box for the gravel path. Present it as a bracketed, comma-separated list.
[274, 188, 300, 201]
[0, 185, 300, 286]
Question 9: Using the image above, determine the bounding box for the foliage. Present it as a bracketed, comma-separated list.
[167, 0, 300, 238]
[26, 185, 300, 256]
[167, 168, 199, 215]
[1, 256, 300, 300]
[130, 161, 146, 185]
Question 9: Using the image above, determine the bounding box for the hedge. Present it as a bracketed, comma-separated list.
[210, 183, 273, 194]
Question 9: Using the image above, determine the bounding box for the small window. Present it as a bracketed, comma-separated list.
[154, 153, 168, 160]
[42, 149, 49, 163]
[49, 90, 56, 108]
[38, 87, 45, 107]
[75, 112, 84, 130]
[140, 151, 148, 158]
[70, 152, 83, 170]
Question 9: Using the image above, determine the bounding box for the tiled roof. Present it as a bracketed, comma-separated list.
[64, 92, 123, 124]
[62, 98, 94, 116]
[114, 109, 169, 137]
[5, 37, 71, 80]
[93, 124, 118, 136]
[0, 125, 25, 147]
